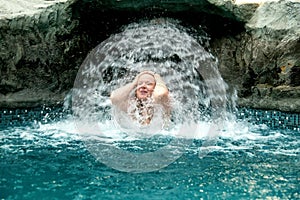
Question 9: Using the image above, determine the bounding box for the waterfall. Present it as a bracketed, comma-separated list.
[71, 18, 229, 172]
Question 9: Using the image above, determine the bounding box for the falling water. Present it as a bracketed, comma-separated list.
[1, 18, 299, 198]
[72, 18, 227, 132]
[71, 18, 228, 172]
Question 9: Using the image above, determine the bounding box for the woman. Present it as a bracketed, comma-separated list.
[110, 71, 170, 126]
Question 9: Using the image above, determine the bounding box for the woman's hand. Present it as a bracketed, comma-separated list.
[153, 74, 168, 100]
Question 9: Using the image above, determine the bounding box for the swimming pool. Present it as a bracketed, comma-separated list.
[1, 17, 299, 200]
[1, 106, 299, 199]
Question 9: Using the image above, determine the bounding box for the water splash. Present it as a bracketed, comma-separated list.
[70, 18, 230, 172]
[72, 18, 227, 132]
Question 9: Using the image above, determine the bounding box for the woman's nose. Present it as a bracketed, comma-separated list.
[139, 82, 146, 87]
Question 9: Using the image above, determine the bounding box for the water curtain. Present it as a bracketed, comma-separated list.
[72, 19, 228, 172]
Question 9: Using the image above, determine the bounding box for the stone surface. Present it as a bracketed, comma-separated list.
[0, 0, 299, 112]
[0, 0, 69, 19]
[238, 85, 300, 112]
[211, 0, 300, 112]
[0, 0, 85, 108]
[207, 0, 259, 21]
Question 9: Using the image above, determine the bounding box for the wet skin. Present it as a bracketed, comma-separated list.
[136, 74, 156, 100]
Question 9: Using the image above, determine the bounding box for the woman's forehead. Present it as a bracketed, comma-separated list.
[138, 74, 155, 82]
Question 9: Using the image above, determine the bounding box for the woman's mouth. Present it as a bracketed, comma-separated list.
[139, 90, 148, 95]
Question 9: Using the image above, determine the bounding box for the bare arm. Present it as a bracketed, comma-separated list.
[153, 74, 171, 115]
[110, 71, 171, 114]
[110, 81, 137, 112]
[110, 71, 152, 107]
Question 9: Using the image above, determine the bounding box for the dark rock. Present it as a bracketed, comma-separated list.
[0, 0, 299, 112]
[290, 65, 300, 86]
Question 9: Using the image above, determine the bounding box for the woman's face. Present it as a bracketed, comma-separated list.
[136, 74, 156, 100]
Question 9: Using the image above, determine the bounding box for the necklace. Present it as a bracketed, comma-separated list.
[128, 97, 154, 125]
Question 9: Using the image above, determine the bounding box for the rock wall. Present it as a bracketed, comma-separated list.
[211, 0, 300, 112]
[0, 0, 299, 112]
[0, 0, 86, 107]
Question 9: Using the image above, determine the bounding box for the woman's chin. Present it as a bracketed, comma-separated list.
[138, 97, 147, 100]
[137, 95, 149, 100]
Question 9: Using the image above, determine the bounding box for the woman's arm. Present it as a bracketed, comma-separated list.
[153, 74, 171, 115]
[110, 81, 137, 112]
[110, 71, 171, 114]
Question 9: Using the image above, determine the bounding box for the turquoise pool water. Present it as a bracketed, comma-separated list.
[0, 107, 299, 199]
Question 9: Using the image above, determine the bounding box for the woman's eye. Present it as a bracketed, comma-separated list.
[138, 82, 154, 86]
[147, 83, 155, 86]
